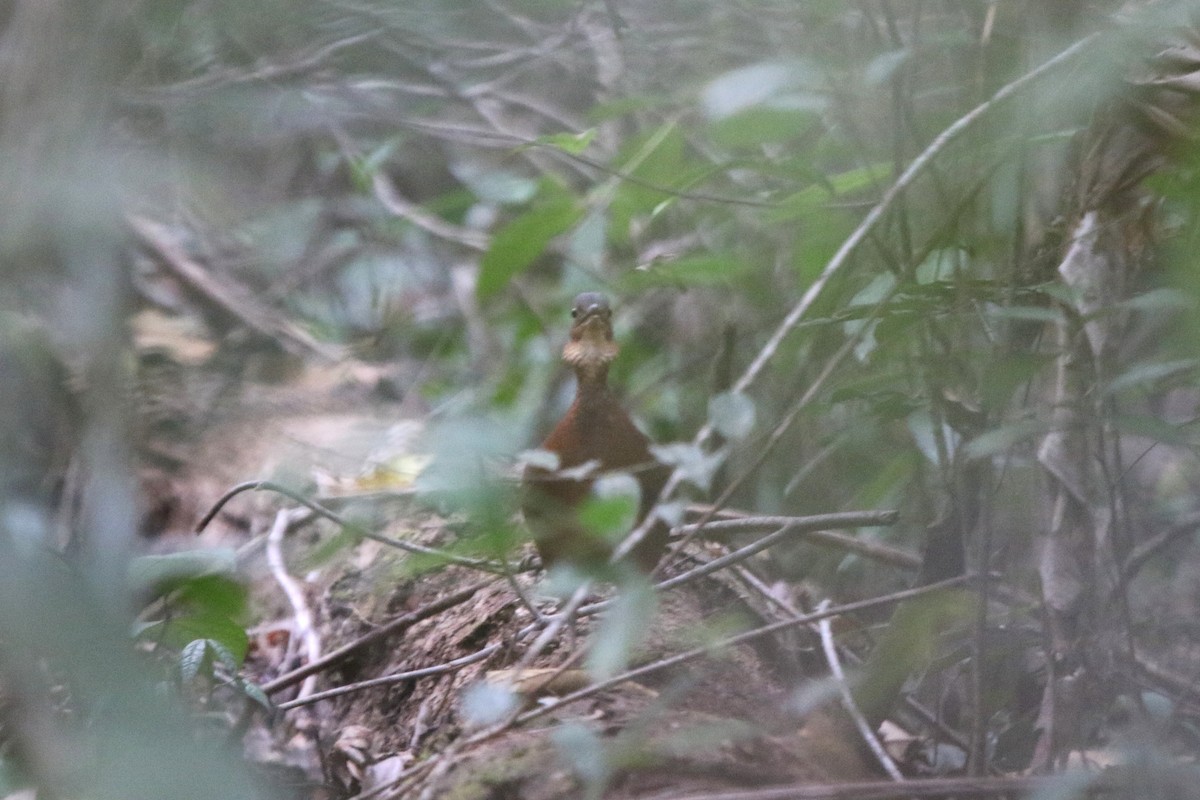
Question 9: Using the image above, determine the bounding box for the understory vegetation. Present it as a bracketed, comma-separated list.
[4, 1, 1200, 798]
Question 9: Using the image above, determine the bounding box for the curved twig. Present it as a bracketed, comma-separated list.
[194, 480, 504, 574]
[265, 509, 323, 701]
[817, 599, 904, 781]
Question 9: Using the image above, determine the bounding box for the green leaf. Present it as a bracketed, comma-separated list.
[770, 162, 891, 222]
[1113, 414, 1194, 446]
[238, 680, 272, 710]
[452, 162, 538, 205]
[650, 443, 725, 493]
[626, 252, 745, 289]
[848, 272, 897, 307]
[864, 49, 910, 86]
[550, 722, 610, 786]
[579, 474, 640, 541]
[205, 638, 240, 672]
[915, 248, 966, 284]
[154, 613, 249, 664]
[128, 549, 237, 597]
[709, 392, 756, 440]
[588, 580, 656, 681]
[1118, 287, 1197, 313]
[707, 107, 821, 149]
[981, 304, 1064, 324]
[477, 195, 582, 299]
[179, 639, 210, 683]
[963, 419, 1048, 461]
[534, 128, 596, 155]
[174, 573, 247, 619]
[702, 60, 824, 119]
[460, 681, 520, 727]
[1103, 359, 1200, 396]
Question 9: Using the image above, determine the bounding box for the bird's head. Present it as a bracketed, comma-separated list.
[563, 292, 618, 372]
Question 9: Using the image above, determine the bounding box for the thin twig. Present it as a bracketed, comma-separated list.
[511, 581, 591, 675]
[721, 32, 1098, 412]
[817, 599, 904, 781]
[274, 644, 501, 710]
[372, 173, 489, 250]
[194, 480, 505, 574]
[626, 773, 1062, 799]
[261, 579, 492, 695]
[512, 576, 971, 729]
[620, 30, 1098, 570]
[265, 508, 322, 701]
[578, 510, 902, 619]
[1118, 508, 1200, 589]
[679, 511, 916, 569]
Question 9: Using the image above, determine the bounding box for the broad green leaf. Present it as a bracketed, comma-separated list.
[238, 680, 272, 710]
[579, 474, 640, 542]
[1141, 690, 1174, 722]
[907, 409, 946, 465]
[963, 419, 1048, 461]
[980, 353, 1053, 412]
[1119, 287, 1196, 313]
[770, 162, 891, 222]
[1103, 359, 1200, 396]
[179, 639, 210, 683]
[915, 248, 966, 283]
[707, 107, 822, 149]
[709, 391, 756, 440]
[702, 60, 824, 119]
[534, 128, 596, 155]
[626, 252, 745, 289]
[588, 580, 656, 681]
[155, 613, 249, 664]
[127, 546, 237, 597]
[981, 304, 1064, 324]
[451, 161, 538, 205]
[1113, 414, 1194, 446]
[460, 681, 519, 727]
[128, 549, 237, 596]
[650, 443, 725, 493]
[174, 573, 247, 620]
[864, 49, 910, 86]
[551, 723, 610, 787]
[848, 272, 897, 307]
[477, 195, 582, 299]
[205, 638, 239, 672]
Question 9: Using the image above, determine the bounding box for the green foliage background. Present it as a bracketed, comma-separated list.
[4, 0, 1200, 795]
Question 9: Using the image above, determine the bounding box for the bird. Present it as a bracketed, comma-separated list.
[521, 292, 670, 572]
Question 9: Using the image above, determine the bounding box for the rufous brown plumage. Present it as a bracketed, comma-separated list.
[522, 293, 670, 572]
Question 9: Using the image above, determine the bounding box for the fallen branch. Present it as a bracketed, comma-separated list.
[128, 214, 343, 362]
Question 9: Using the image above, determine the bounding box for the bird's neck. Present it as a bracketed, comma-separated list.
[573, 364, 612, 409]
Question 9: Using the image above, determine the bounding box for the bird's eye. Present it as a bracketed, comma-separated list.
[571, 307, 579, 318]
